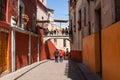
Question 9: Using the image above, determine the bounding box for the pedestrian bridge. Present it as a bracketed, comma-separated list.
[43, 34, 70, 42]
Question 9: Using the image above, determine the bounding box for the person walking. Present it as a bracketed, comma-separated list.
[54, 49, 59, 62]
[58, 50, 65, 62]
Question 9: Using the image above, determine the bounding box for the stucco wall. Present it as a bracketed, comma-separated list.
[39, 29, 47, 60]
[31, 36, 38, 63]
[15, 32, 29, 70]
[101, 0, 115, 28]
[102, 22, 120, 80]
[83, 33, 100, 73]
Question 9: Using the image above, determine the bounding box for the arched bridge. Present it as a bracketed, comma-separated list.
[43, 35, 70, 42]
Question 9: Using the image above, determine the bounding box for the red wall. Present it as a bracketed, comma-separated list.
[39, 29, 47, 60]
[45, 40, 56, 59]
[70, 50, 82, 62]
[7, 0, 37, 29]
[31, 36, 38, 63]
[15, 32, 29, 70]
[7, 0, 18, 23]
[22, 0, 37, 30]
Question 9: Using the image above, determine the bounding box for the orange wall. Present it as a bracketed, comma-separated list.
[102, 22, 120, 80]
[83, 33, 100, 73]
[0, 22, 11, 73]
[46, 40, 56, 59]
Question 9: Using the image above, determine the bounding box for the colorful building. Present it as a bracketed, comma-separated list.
[0, 0, 48, 76]
[69, 0, 120, 80]
[37, 0, 48, 60]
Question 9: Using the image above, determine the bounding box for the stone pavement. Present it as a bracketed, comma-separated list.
[0, 60, 100, 80]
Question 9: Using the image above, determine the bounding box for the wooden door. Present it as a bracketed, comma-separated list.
[0, 32, 8, 74]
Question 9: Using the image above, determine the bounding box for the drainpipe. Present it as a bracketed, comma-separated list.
[11, 29, 16, 72]
[37, 36, 40, 62]
[28, 33, 31, 65]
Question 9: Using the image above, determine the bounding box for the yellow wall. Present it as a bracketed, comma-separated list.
[83, 33, 100, 73]
[102, 22, 120, 80]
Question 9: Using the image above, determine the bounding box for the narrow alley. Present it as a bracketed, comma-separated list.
[0, 60, 100, 80]
[0, 0, 120, 80]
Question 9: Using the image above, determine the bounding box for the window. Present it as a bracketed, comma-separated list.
[19, 0, 25, 28]
[63, 39, 66, 47]
[32, 13, 37, 34]
[84, 7, 86, 26]
[74, 11, 76, 32]
[115, 0, 120, 22]
[0, 0, 6, 21]
[78, 10, 82, 30]
[19, 6, 22, 27]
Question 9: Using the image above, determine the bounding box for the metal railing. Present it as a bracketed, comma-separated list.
[44, 32, 69, 37]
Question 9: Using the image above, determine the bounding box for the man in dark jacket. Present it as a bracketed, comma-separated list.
[54, 49, 59, 62]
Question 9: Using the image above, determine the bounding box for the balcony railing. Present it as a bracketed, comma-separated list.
[44, 31, 69, 37]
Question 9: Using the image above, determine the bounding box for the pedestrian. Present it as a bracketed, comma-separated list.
[65, 48, 70, 59]
[62, 28, 65, 35]
[58, 50, 65, 62]
[65, 27, 68, 35]
[54, 49, 59, 62]
[53, 30, 56, 35]
[50, 29, 53, 36]
[56, 29, 59, 35]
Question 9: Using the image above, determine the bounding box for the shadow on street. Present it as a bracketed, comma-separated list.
[64, 60, 86, 80]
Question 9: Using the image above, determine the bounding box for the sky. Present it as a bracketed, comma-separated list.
[47, 0, 69, 27]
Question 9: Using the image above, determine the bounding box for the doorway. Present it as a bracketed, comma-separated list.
[95, 8, 102, 77]
[0, 32, 8, 74]
[115, 0, 120, 22]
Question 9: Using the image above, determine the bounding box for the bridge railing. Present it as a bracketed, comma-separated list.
[44, 32, 69, 37]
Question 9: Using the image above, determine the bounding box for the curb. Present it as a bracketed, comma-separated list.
[0, 60, 49, 80]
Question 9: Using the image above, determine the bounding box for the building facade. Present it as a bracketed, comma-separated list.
[69, 0, 120, 80]
[37, 0, 48, 28]
[0, 0, 48, 76]
[69, 0, 82, 61]
[37, 0, 48, 60]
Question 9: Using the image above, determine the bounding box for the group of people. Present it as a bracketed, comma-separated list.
[61, 27, 69, 35]
[50, 29, 59, 36]
[54, 49, 70, 63]
[44, 27, 69, 36]
[54, 49, 65, 62]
